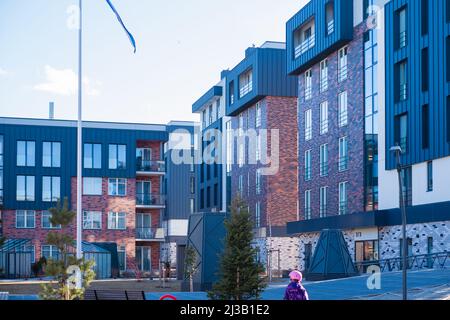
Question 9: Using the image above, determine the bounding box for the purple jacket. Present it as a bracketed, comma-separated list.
[283, 282, 309, 301]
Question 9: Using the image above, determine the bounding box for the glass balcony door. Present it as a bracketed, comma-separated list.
[136, 180, 152, 205]
[136, 246, 152, 272]
[136, 213, 152, 239]
[136, 148, 152, 171]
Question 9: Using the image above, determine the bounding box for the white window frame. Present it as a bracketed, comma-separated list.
[16, 140, 35, 167]
[256, 169, 261, 195]
[320, 59, 328, 92]
[339, 136, 349, 172]
[305, 109, 312, 141]
[339, 181, 348, 215]
[305, 190, 311, 220]
[108, 178, 127, 196]
[42, 210, 62, 229]
[320, 144, 328, 177]
[320, 101, 328, 135]
[108, 212, 127, 230]
[83, 211, 102, 230]
[255, 201, 261, 228]
[109, 144, 127, 169]
[338, 46, 348, 82]
[305, 149, 312, 181]
[41, 245, 59, 260]
[83, 177, 102, 196]
[320, 186, 328, 218]
[338, 91, 348, 127]
[15, 210, 35, 229]
[256, 103, 262, 127]
[16, 175, 35, 201]
[304, 69, 312, 100]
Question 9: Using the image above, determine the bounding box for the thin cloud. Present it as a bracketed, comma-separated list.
[0, 68, 8, 76]
[34, 65, 101, 96]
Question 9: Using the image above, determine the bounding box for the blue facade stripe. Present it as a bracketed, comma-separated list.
[192, 86, 223, 113]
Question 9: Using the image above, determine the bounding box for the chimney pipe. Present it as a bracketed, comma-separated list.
[49, 102, 54, 119]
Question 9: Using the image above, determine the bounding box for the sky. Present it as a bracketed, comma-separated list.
[0, 0, 307, 125]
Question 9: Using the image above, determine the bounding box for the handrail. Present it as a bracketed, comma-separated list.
[295, 35, 315, 58]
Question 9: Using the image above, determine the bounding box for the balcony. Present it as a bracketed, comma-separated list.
[305, 167, 312, 181]
[304, 208, 312, 220]
[304, 86, 312, 101]
[320, 76, 328, 92]
[338, 156, 349, 172]
[399, 31, 407, 49]
[239, 82, 253, 98]
[136, 160, 165, 176]
[339, 201, 348, 215]
[136, 194, 166, 209]
[338, 65, 348, 82]
[135, 227, 165, 241]
[338, 111, 348, 127]
[295, 35, 315, 59]
[319, 205, 327, 218]
[327, 20, 335, 35]
[399, 83, 407, 101]
[320, 163, 329, 177]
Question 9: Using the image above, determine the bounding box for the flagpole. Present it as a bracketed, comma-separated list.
[76, 0, 83, 260]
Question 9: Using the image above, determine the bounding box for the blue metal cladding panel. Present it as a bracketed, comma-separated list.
[195, 120, 223, 212]
[385, 0, 450, 170]
[192, 86, 223, 113]
[0, 122, 168, 211]
[286, 0, 354, 75]
[164, 124, 196, 220]
[225, 47, 298, 116]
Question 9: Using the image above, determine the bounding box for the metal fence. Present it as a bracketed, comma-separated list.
[354, 252, 450, 274]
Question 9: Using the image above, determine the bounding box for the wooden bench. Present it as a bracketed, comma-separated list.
[84, 289, 146, 300]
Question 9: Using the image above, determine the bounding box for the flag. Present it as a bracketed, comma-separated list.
[105, 0, 137, 53]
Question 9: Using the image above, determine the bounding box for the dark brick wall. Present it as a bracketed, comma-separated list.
[297, 23, 366, 220]
[231, 96, 298, 228]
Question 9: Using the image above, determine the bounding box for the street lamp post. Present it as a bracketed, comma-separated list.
[390, 145, 408, 300]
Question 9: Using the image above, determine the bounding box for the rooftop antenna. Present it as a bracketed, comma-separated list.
[49, 102, 55, 120]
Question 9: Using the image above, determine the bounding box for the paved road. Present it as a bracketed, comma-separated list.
[262, 269, 450, 300]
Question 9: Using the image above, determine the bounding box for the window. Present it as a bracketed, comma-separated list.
[304, 190, 311, 220]
[256, 103, 262, 127]
[190, 177, 195, 194]
[238, 144, 244, 167]
[427, 161, 433, 192]
[447, 0, 450, 22]
[320, 59, 328, 92]
[16, 210, 35, 228]
[118, 246, 126, 271]
[17, 141, 35, 167]
[43, 142, 61, 168]
[320, 186, 328, 218]
[200, 189, 204, 209]
[325, 1, 335, 35]
[320, 101, 328, 134]
[395, 113, 408, 153]
[202, 110, 206, 128]
[41, 245, 60, 260]
[42, 210, 61, 229]
[83, 177, 102, 195]
[421, 0, 428, 36]
[108, 178, 127, 196]
[304, 69, 312, 100]
[339, 182, 348, 215]
[338, 47, 348, 82]
[422, 104, 429, 149]
[209, 104, 214, 125]
[401, 166, 413, 206]
[42, 176, 60, 202]
[339, 137, 348, 171]
[320, 144, 328, 177]
[84, 143, 102, 169]
[16, 175, 35, 201]
[239, 69, 253, 98]
[305, 150, 312, 181]
[108, 212, 126, 230]
[256, 134, 261, 162]
[397, 60, 408, 101]
[109, 144, 126, 169]
[305, 109, 312, 141]
[363, 0, 375, 20]
[190, 198, 195, 214]
[256, 169, 261, 195]
[239, 113, 244, 136]
[83, 211, 102, 229]
[238, 175, 243, 196]
[338, 91, 348, 127]
[422, 48, 429, 91]
[229, 81, 235, 105]
[397, 7, 407, 49]
[255, 202, 261, 228]
[214, 184, 218, 207]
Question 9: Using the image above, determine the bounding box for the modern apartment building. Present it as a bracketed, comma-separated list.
[0, 116, 195, 277]
[224, 41, 299, 272]
[287, 0, 450, 271]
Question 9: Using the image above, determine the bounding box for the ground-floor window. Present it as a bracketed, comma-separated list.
[355, 240, 379, 262]
[136, 246, 151, 272]
[118, 246, 126, 271]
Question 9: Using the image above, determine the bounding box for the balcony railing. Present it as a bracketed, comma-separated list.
[319, 205, 327, 218]
[327, 20, 335, 35]
[338, 111, 348, 127]
[239, 82, 253, 98]
[399, 83, 407, 101]
[305, 126, 312, 141]
[295, 35, 315, 59]
[339, 201, 348, 215]
[338, 65, 348, 82]
[136, 194, 166, 207]
[136, 160, 165, 173]
[320, 162, 329, 177]
[320, 76, 328, 92]
[320, 120, 328, 135]
[304, 208, 312, 220]
[399, 30, 407, 48]
[135, 227, 161, 240]
[304, 86, 312, 101]
[305, 167, 312, 181]
[338, 156, 349, 172]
